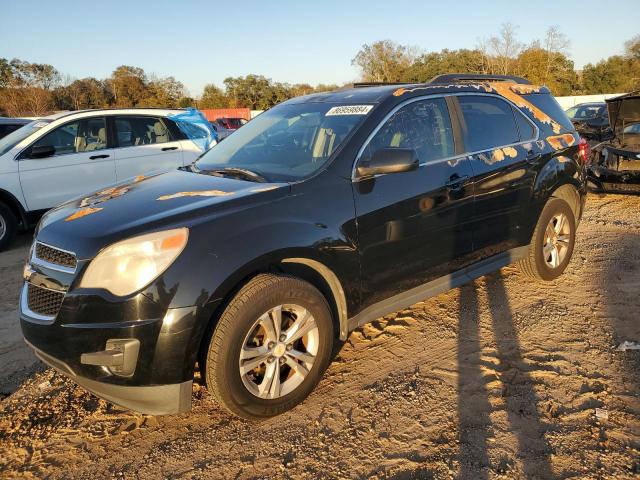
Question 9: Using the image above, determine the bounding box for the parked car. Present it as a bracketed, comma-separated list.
[20, 74, 586, 419]
[565, 102, 611, 142]
[209, 120, 234, 141]
[0, 108, 216, 250]
[0, 117, 31, 140]
[587, 92, 640, 193]
[216, 117, 248, 130]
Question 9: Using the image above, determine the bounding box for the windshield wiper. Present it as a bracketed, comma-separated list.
[202, 167, 269, 183]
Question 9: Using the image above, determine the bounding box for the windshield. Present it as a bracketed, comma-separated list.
[195, 102, 372, 181]
[565, 105, 605, 120]
[0, 120, 51, 157]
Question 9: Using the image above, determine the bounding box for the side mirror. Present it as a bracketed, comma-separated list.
[356, 147, 419, 178]
[28, 145, 56, 159]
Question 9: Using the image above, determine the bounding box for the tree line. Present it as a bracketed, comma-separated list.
[1, 24, 638, 117]
[352, 25, 639, 97]
[0, 61, 339, 117]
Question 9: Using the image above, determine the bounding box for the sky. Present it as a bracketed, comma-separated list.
[1, 0, 638, 97]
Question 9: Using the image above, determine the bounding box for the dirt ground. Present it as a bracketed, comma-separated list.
[0, 194, 639, 479]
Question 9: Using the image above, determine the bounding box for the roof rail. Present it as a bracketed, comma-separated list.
[352, 82, 411, 88]
[429, 74, 531, 85]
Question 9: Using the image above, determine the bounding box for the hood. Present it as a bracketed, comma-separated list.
[607, 92, 640, 137]
[37, 169, 289, 259]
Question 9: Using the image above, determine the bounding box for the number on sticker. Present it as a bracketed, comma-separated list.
[326, 105, 373, 116]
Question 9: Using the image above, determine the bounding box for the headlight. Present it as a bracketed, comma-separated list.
[80, 228, 188, 296]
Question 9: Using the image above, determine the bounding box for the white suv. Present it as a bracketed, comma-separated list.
[0, 108, 216, 251]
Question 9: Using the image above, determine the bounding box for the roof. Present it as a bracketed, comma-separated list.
[287, 74, 547, 105]
[39, 108, 188, 122]
[0, 117, 31, 125]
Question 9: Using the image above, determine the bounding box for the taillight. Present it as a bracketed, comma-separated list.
[578, 137, 589, 164]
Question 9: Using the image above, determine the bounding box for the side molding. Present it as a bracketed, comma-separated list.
[281, 258, 349, 340]
[347, 246, 529, 332]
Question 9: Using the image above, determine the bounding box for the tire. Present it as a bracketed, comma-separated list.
[518, 197, 576, 281]
[0, 202, 17, 252]
[204, 274, 334, 420]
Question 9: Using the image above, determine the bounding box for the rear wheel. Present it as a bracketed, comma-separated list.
[204, 274, 334, 419]
[0, 202, 17, 252]
[518, 197, 576, 281]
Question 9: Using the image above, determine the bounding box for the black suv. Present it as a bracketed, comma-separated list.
[20, 74, 586, 419]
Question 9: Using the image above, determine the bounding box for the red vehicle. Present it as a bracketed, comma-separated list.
[217, 117, 248, 130]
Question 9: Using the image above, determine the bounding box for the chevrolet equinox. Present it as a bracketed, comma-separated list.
[20, 74, 586, 419]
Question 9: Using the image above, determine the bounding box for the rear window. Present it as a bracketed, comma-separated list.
[522, 93, 574, 132]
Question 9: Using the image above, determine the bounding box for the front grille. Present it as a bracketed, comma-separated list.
[26, 283, 65, 317]
[35, 242, 77, 269]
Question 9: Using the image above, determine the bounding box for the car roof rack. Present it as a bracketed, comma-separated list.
[429, 73, 531, 85]
[352, 82, 412, 88]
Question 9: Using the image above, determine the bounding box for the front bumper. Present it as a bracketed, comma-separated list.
[26, 339, 192, 415]
[20, 261, 207, 415]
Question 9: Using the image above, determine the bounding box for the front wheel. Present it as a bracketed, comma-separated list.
[204, 274, 334, 419]
[0, 202, 17, 252]
[518, 197, 576, 281]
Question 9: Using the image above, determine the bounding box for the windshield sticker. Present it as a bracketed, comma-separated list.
[326, 105, 373, 116]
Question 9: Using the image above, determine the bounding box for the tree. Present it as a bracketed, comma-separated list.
[199, 84, 229, 109]
[177, 96, 195, 108]
[109, 65, 147, 107]
[9, 59, 60, 89]
[405, 49, 486, 82]
[57, 77, 111, 110]
[478, 23, 524, 75]
[517, 47, 576, 95]
[352, 40, 417, 82]
[542, 26, 570, 84]
[139, 76, 185, 107]
[223, 75, 287, 110]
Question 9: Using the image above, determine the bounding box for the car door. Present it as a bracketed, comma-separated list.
[353, 96, 475, 307]
[18, 116, 116, 211]
[453, 94, 539, 260]
[111, 116, 183, 182]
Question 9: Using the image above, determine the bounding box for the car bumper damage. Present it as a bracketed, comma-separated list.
[588, 145, 640, 193]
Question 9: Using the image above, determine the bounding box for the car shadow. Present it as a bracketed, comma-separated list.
[602, 232, 640, 391]
[457, 271, 553, 478]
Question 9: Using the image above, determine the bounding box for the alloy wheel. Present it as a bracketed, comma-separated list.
[239, 304, 319, 399]
[543, 213, 571, 269]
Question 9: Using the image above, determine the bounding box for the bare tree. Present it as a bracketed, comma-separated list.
[480, 23, 524, 75]
[543, 26, 570, 82]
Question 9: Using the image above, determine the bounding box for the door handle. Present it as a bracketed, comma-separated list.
[445, 174, 470, 189]
[162, 146, 178, 151]
[89, 154, 110, 160]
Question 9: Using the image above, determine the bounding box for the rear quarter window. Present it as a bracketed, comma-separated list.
[521, 93, 574, 132]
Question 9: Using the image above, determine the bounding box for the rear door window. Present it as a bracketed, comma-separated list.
[363, 97, 455, 165]
[114, 117, 172, 147]
[457, 96, 520, 152]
